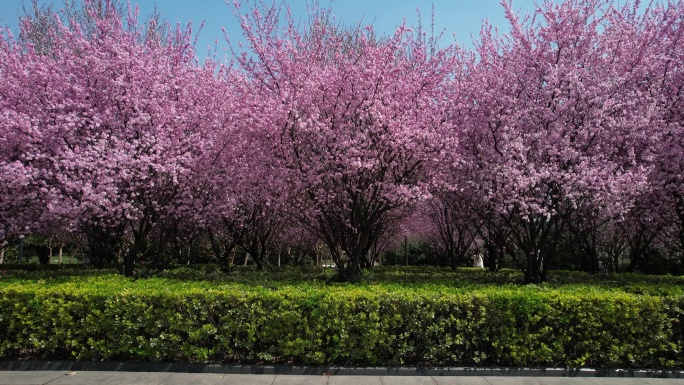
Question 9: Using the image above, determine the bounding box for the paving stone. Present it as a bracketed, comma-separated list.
[432, 376, 492, 385]
[272, 375, 329, 385]
[217, 374, 277, 385]
[485, 377, 596, 385]
[47, 371, 172, 385]
[328, 375, 382, 385]
[3, 371, 684, 385]
[379, 376, 437, 385]
[0, 371, 70, 385]
[586, 378, 664, 385]
[161, 373, 225, 385]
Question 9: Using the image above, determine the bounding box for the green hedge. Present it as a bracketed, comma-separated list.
[0, 277, 682, 367]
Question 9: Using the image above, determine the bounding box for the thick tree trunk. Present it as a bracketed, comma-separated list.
[342, 255, 361, 282]
[338, 238, 373, 282]
[124, 224, 152, 277]
[525, 249, 539, 284]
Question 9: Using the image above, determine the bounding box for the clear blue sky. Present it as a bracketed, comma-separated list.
[0, 0, 604, 60]
[0, 0, 546, 57]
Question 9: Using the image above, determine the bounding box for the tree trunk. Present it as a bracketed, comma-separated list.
[0, 248, 4, 264]
[207, 229, 232, 273]
[449, 249, 457, 271]
[483, 244, 500, 272]
[123, 225, 151, 277]
[524, 249, 543, 284]
[124, 247, 136, 277]
[342, 256, 361, 282]
[58, 244, 63, 265]
[36, 245, 51, 265]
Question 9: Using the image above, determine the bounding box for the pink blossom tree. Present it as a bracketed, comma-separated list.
[231, 3, 457, 281]
[449, 0, 657, 283]
[645, 0, 684, 262]
[0, 28, 57, 252]
[189, 67, 291, 272]
[0, 1, 222, 275]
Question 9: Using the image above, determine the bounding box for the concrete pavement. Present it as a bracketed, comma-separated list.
[2, 372, 684, 385]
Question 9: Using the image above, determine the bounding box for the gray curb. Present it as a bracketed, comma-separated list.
[0, 360, 682, 378]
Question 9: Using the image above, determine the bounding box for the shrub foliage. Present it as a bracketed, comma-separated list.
[0, 269, 682, 367]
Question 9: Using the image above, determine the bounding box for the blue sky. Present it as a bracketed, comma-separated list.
[0, 0, 546, 59]
[0, 0, 546, 56]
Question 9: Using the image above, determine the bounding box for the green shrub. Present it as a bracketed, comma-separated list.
[0, 275, 682, 367]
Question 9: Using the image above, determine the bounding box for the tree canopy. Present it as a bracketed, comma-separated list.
[1, 0, 683, 282]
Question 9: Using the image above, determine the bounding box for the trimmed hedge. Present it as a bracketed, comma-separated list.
[0, 276, 682, 367]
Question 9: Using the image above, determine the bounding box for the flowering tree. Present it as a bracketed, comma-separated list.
[187, 67, 289, 272]
[0, 1, 221, 275]
[0, 29, 55, 251]
[557, 0, 683, 274]
[449, 0, 657, 283]
[645, 0, 684, 261]
[232, 2, 457, 281]
[4, 0, 683, 280]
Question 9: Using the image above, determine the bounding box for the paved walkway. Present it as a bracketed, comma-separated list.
[1, 372, 684, 385]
